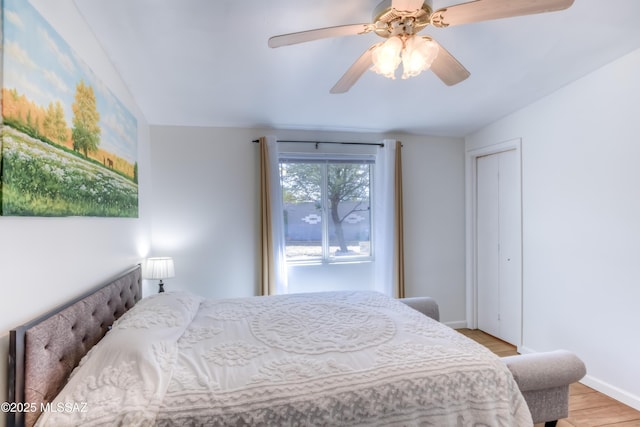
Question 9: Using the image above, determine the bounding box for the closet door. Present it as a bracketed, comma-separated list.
[476, 149, 522, 346]
[476, 154, 501, 338]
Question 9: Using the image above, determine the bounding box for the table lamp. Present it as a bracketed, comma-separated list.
[145, 257, 175, 293]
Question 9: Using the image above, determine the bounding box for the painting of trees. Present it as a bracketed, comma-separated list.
[43, 101, 69, 145]
[71, 80, 101, 158]
[1, 0, 139, 217]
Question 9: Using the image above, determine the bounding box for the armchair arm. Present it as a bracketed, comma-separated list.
[502, 350, 586, 391]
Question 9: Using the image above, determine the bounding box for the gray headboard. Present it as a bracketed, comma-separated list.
[7, 265, 142, 427]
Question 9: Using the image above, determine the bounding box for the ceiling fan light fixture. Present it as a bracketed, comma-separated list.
[370, 36, 403, 79]
[269, 0, 575, 93]
[401, 36, 439, 79]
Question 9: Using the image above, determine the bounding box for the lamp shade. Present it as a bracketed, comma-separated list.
[145, 257, 175, 280]
[401, 36, 439, 79]
[371, 36, 403, 79]
[370, 35, 439, 81]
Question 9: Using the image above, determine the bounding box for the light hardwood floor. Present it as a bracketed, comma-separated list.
[457, 328, 640, 427]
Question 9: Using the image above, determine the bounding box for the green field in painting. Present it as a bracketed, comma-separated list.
[1, 126, 138, 217]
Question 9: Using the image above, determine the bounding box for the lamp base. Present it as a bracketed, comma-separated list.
[158, 279, 165, 293]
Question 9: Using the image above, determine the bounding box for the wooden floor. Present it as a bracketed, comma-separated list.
[457, 329, 640, 427]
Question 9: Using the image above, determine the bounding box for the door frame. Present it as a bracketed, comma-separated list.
[465, 138, 523, 344]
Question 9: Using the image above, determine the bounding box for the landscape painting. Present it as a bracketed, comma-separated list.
[0, 0, 138, 217]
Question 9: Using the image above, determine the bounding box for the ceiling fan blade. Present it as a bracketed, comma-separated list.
[391, 0, 425, 13]
[431, 0, 574, 28]
[268, 24, 373, 48]
[330, 44, 379, 94]
[429, 40, 470, 86]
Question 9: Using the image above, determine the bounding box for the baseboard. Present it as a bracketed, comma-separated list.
[444, 320, 467, 329]
[516, 347, 640, 411]
[580, 374, 640, 411]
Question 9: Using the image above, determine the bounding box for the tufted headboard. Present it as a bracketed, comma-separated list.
[7, 265, 142, 427]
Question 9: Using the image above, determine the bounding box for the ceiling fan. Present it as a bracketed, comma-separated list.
[268, 0, 574, 93]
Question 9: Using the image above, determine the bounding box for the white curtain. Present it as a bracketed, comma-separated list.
[260, 136, 288, 295]
[373, 139, 404, 297]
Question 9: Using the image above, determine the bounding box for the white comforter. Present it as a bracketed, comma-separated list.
[37, 291, 532, 426]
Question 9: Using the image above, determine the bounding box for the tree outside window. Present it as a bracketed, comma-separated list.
[280, 158, 373, 262]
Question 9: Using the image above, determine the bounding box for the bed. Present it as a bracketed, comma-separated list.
[8, 265, 533, 426]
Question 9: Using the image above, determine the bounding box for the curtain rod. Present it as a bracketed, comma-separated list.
[252, 139, 384, 147]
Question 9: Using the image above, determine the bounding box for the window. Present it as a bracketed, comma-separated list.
[279, 156, 373, 263]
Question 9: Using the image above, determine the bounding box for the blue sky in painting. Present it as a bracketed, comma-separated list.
[2, 0, 138, 164]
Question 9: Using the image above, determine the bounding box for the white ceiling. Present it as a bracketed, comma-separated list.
[73, 0, 640, 137]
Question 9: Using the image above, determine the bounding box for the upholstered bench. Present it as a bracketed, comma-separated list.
[400, 297, 587, 427]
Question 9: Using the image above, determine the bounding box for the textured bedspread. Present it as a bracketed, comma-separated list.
[37, 291, 532, 426]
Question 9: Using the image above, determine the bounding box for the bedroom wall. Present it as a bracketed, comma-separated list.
[148, 126, 466, 326]
[0, 0, 153, 420]
[465, 48, 640, 409]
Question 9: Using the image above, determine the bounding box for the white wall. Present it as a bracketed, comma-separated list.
[466, 48, 640, 409]
[149, 126, 467, 324]
[402, 135, 467, 328]
[148, 127, 260, 298]
[0, 1, 152, 420]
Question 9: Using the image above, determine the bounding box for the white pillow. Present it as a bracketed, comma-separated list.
[36, 292, 202, 427]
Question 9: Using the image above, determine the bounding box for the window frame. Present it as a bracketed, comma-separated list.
[279, 153, 376, 265]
